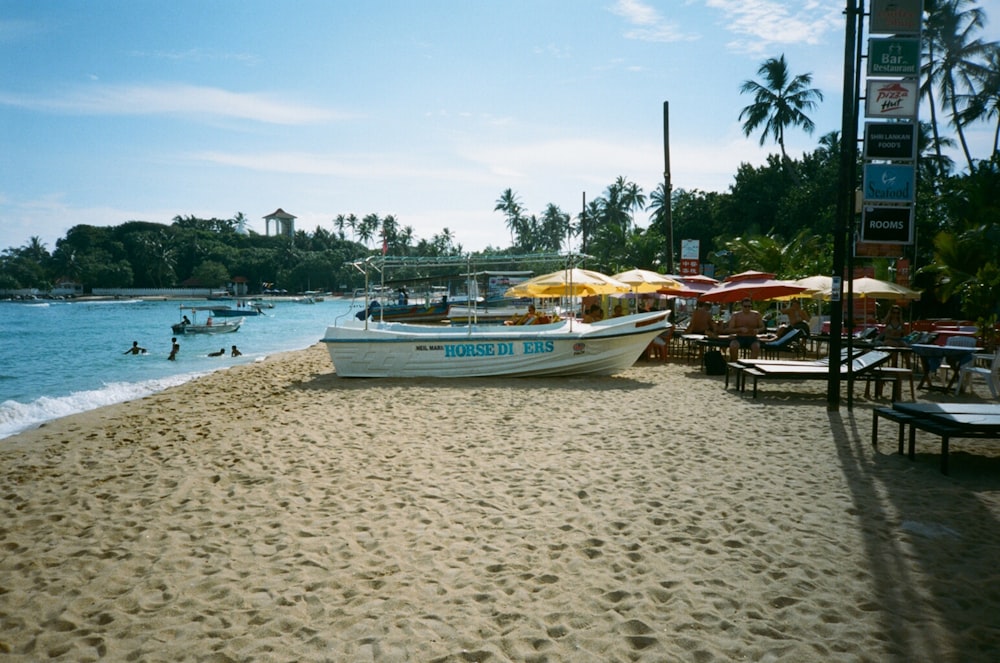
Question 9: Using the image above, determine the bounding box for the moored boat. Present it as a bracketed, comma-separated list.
[322, 311, 669, 377]
[171, 306, 244, 334]
[357, 300, 452, 323]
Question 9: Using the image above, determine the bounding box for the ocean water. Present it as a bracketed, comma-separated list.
[0, 297, 359, 440]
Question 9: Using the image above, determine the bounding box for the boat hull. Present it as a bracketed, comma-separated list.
[172, 318, 244, 334]
[365, 301, 452, 323]
[322, 312, 669, 377]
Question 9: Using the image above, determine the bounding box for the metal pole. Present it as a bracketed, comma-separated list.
[828, 0, 862, 410]
[663, 101, 675, 274]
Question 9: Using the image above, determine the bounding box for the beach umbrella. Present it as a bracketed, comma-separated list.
[655, 274, 717, 298]
[845, 276, 922, 300]
[611, 269, 684, 294]
[811, 277, 922, 301]
[771, 275, 834, 301]
[699, 272, 809, 304]
[504, 268, 631, 298]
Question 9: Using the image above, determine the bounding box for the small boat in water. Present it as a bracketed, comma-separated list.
[322, 311, 670, 378]
[171, 306, 243, 335]
[357, 300, 452, 323]
[208, 301, 267, 317]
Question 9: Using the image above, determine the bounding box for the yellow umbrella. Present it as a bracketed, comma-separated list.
[611, 268, 684, 294]
[504, 268, 631, 298]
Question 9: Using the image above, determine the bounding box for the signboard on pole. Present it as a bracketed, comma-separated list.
[864, 122, 916, 160]
[868, 38, 920, 77]
[679, 239, 700, 276]
[865, 80, 919, 119]
[861, 206, 914, 244]
[863, 163, 915, 203]
[870, 0, 923, 34]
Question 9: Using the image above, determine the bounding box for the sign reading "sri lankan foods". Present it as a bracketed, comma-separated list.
[864, 122, 916, 160]
[865, 80, 918, 119]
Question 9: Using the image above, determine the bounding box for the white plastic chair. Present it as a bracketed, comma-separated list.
[936, 335, 977, 384]
[955, 351, 1000, 399]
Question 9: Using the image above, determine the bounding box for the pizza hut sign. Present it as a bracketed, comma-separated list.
[865, 80, 918, 119]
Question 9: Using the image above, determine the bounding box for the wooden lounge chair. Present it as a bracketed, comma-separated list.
[724, 348, 863, 391]
[736, 350, 891, 398]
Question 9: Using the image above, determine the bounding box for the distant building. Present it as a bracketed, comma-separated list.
[263, 208, 296, 239]
[51, 279, 83, 297]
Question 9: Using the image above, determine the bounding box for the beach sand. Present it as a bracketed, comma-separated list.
[2, 344, 1000, 661]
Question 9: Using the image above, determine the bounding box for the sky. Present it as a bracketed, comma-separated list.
[2, 0, 997, 254]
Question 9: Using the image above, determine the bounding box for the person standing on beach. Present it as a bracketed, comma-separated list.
[123, 341, 147, 355]
[168, 337, 180, 361]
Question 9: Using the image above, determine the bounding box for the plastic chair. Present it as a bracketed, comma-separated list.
[955, 351, 1000, 399]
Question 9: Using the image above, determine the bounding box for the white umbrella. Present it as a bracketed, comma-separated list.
[611, 269, 684, 294]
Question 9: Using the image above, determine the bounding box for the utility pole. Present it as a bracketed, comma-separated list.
[663, 101, 675, 274]
[828, 0, 864, 409]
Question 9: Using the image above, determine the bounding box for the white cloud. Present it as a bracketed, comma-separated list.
[610, 0, 699, 43]
[0, 84, 343, 125]
[706, 0, 842, 54]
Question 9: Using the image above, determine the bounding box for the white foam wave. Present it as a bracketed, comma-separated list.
[0, 372, 206, 441]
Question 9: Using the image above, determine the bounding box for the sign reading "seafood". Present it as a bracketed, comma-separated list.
[863, 163, 915, 203]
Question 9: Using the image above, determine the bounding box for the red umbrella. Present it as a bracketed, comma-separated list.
[699, 272, 809, 304]
[657, 274, 718, 297]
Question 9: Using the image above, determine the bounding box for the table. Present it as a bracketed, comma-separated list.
[909, 343, 981, 391]
[889, 402, 1000, 474]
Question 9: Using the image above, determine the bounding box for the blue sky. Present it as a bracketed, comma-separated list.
[1, 0, 997, 254]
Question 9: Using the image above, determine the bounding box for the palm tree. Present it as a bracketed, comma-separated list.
[345, 214, 359, 243]
[922, 0, 992, 171]
[332, 214, 346, 240]
[960, 42, 1000, 155]
[494, 188, 523, 247]
[623, 180, 645, 225]
[738, 54, 824, 164]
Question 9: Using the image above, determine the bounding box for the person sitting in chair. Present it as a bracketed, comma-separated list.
[728, 298, 764, 360]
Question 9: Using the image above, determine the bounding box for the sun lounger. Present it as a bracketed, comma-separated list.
[725, 348, 864, 391]
[872, 403, 1000, 474]
[736, 350, 890, 398]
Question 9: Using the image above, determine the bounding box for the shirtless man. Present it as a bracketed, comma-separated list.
[687, 301, 716, 335]
[728, 298, 765, 360]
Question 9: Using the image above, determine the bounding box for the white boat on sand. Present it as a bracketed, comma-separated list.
[321, 311, 670, 378]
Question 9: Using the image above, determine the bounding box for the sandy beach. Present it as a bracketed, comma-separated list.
[2, 343, 999, 661]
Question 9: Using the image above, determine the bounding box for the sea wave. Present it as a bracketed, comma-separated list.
[0, 372, 207, 441]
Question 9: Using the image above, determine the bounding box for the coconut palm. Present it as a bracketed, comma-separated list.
[738, 54, 824, 164]
[494, 188, 524, 247]
[921, 0, 992, 171]
[960, 42, 1000, 155]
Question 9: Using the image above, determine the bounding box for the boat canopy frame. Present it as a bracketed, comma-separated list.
[347, 252, 594, 329]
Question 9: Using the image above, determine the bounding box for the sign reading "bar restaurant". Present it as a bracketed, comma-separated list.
[868, 38, 920, 77]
